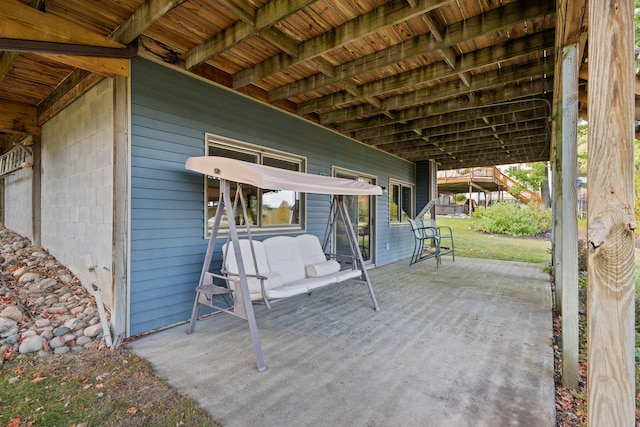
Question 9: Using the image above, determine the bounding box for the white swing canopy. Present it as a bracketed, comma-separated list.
[186, 156, 383, 196]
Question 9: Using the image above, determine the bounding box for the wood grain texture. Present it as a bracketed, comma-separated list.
[587, 0, 636, 424]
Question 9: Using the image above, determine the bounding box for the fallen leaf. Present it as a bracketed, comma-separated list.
[126, 407, 138, 415]
[7, 416, 21, 427]
[31, 376, 46, 384]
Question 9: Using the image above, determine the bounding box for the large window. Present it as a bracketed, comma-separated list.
[389, 179, 414, 223]
[205, 134, 305, 235]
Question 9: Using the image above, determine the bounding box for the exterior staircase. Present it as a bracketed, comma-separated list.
[493, 168, 542, 205]
[0, 143, 32, 178]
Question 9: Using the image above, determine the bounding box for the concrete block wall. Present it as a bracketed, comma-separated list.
[40, 78, 114, 307]
[4, 167, 33, 240]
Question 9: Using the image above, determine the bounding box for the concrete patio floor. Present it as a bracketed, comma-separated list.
[129, 256, 555, 426]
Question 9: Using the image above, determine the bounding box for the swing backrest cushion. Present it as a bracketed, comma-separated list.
[223, 240, 283, 297]
[295, 234, 341, 278]
[262, 236, 307, 284]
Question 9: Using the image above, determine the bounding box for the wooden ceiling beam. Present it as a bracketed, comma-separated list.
[356, 108, 549, 139]
[36, 53, 128, 77]
[268, 0, 555, 101]
[384, 127, 550, 153]
[422, 146, 550, 166]
[425, 144, 550, 161]
[37, 69, 105, 125]
[322, 62, 544, 132]
[369, 121, 549, 149]
[0, 99, 39, 134]
[259, 28, 299, 57]
[0, 0, 136, 76]
[0, 0, 124, 48]
[389, 138, 550, 158]
[216, 0, 254, 23]
[186, 0, 314, 69]
[323, 76, 551, 127]
[0, 52, 18, 82]
[395, 116, 548, 144]
[299, 28, 556, 113]
[312, 58, 554, 127]
[232, 0, 455, 88]
[111, 0, 186, 44]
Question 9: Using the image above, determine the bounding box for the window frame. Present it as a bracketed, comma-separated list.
[388, 178, 414, 225]
[203, 133, 307, 237]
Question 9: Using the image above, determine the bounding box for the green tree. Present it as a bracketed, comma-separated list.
[577, 121, 588, 176]
[506, 162, 548, 194]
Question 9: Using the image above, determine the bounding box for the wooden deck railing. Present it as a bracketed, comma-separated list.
[437, 166, 542, 205]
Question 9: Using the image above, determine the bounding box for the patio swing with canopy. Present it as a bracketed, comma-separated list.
[184, 156, 382, 371]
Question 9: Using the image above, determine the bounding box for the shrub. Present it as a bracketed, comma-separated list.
[473, 201, 551, 236]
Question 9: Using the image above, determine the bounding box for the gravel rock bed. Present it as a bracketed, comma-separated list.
[0, 227, 109, 364]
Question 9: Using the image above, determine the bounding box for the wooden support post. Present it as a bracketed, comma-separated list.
[560, 42, 579, 389]
[31, 135, 41, 247]
[553, 124, 563, 314]
[587, 0, 636, 424]
[112, 74, 129, 339]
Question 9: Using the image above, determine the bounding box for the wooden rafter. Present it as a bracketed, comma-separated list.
[267, 0, 555, 102]
[307, 54, 553, 119]
[340, 97, 551, 137]
[354, 106, 550, 139]
[186, 0, 316, 69]
[111, 0, 187, 44]
[231, 0, 455, 88]
[370, 120, 549, 149]
[0, 99, 39, 135]
[0, 0, 124, 48]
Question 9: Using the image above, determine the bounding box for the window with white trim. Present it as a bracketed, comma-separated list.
[205, 134, 305, 235]
[389, 179, 414, 223]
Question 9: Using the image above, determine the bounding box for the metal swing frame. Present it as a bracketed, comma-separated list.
[187, 178, 378, 371]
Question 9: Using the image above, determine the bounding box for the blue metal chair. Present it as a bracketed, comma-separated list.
[408, 218, 441, 266]
[420, 218, 455, 263]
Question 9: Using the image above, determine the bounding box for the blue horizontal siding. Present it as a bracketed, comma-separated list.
[129, 57, 415, 335]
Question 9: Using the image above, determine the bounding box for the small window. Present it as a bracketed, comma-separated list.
[389, 179, 414, 224]
[205, 134, 305, 235]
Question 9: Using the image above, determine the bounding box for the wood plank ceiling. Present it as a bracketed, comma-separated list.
[0, 0, 583, 170]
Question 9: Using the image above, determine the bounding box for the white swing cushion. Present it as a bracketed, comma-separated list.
[223, 241, 283, 300]
[263, 236, 307, 284]
[223, 234, 364, 302]
[305, 260, 341, 278]
[295, 234, 329, 265]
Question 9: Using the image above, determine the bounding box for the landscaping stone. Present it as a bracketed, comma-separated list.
[0, 305, 22, 322]
[0, 226, 111, 357]
[84, 323, 103, 338]
[0, 317, 17, 334]
[18, 272, 41, 283]
[53, 326, 71, 337]
[19, 335, 45, 354]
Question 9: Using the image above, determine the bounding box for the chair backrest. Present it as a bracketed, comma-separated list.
[421, 218, 437, 228]
[407, 218, 423, 239]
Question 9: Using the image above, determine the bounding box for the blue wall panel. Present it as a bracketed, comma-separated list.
[129, 58, 415, 335]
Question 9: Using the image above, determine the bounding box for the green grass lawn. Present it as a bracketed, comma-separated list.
[436, 216, 551, 264]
